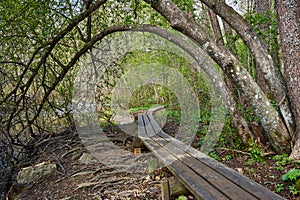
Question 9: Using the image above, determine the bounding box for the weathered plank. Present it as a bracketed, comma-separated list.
[153, 136, 257, 199]
[138, 114, 147, 138]
[138, 112, 285, 200]
[145, 124, 258, 200]
[161, 180, 170, 200]
[155, 130, 283, 200]
[140, 130, 229, 199]
[145, 112, 284, 200]
[142, 113, 156, 137]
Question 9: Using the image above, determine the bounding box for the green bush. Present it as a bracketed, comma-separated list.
[282, 169, 300, 182]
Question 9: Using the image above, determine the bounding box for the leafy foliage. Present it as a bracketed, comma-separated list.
[248, 142, 264, 164]
[244, 10, 278, 51]
[120, 49, 211, 110]
[217, 116, 244, 150]
[275, 183, 284, 193]
[273, 154, 292, 166]
[282, 169, 300, 195]
[173, 0, 194, 12]
[282, 169, 300, 182]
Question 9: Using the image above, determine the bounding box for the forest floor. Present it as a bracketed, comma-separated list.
[9, 119, 300, 200]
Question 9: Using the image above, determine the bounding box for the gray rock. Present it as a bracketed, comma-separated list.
[17, 162, 56, 184]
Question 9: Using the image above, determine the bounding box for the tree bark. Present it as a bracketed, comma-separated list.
[276, 0, 300, 159]
[255, 0, 270, 14]
[199, 0, 295, 138]
[207, 9, 224, 47]
[254, 0, 272, 96]
[207, 7, 254, 144]
[144, 0, 291, 153]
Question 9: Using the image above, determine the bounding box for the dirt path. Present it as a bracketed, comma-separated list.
[8, 122, 300, 199]
[10, 126, 185, 200]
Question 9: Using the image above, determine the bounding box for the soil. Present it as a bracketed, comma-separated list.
[7, 119, 300, 200]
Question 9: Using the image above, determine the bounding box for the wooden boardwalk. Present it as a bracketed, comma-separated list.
[137, 108, 284, 200]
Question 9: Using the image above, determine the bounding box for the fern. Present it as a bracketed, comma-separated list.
[282, 169, 300, 182]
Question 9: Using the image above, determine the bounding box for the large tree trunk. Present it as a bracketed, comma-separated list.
[277, 0, 300, 159]
[254, 0, 281, 69]
[254, 0, 272, 96]
[144, 0, 291, 153]
[207, 7, 255, 144]
[200, 0, 295, 138]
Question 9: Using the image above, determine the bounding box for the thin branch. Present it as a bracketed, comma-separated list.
[86, 0, 93, 42]
[0, 61, 26, 67]
[4, 0, 108, 131]
[29, 25, 132, 126]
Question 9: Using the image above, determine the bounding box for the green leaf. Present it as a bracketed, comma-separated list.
[282, 169, 300, 182]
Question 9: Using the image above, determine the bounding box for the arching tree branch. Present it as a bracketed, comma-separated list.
[144, 0, 291, 152]
[200, 0, 295, 136]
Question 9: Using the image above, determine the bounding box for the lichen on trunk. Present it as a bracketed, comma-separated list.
[144, 0, 292, 153]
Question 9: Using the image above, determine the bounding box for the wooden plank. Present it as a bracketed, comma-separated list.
[168, 160, 228, 200]
[151, 125, 284, 199]
[141, 135, 229, 200]
[146, 112, 284, 200]
[146, 113, 164, 134]
[142, 114, 156, 137]
[161, 180, 170, 200]
[138, 114, 148, 138]
[151, 134, 258, 200]
[155, 132, 284, 200]
[138, 115, 227, 199]
[188, 149, 285, 200]
[140, 119, 229, 199]
[148, 105, 164, 113]
[134, 148, 142, 155]
[139, 112, 284, 200]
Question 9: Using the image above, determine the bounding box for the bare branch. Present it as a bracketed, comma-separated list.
[3, 0, 108, 130]
[0, 61, 26, 67]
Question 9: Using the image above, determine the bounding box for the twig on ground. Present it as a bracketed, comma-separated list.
[220, 148, 251, 156]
